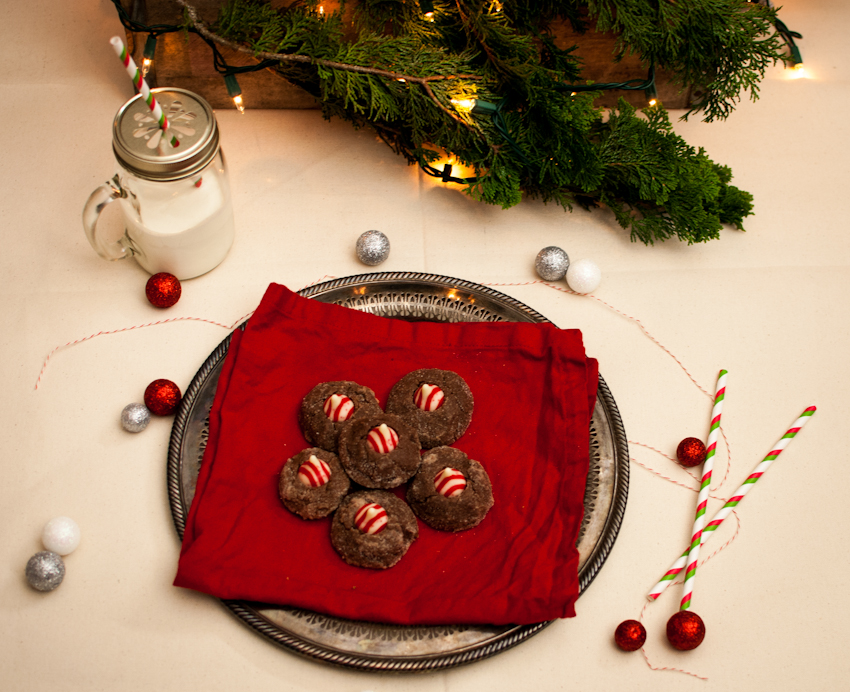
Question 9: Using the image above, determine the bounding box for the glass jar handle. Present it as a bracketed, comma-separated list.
[82, 175, 135, 261]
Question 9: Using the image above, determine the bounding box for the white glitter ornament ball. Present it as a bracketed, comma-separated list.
[121, 403, 151, 433]
[42, 516, 81, 556]
[535, 246, 570, 281]
[25, 551, 65, 592]
[356, 230, 390, 266]
[566, 259, 602, 294]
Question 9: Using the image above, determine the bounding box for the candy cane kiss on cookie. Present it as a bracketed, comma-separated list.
[355, 502, 388, 534]
[297, 455, 331, 487]
[367, 424, 399, 453]
[323, 394, 355, 422]
[414, 384, 445, 411]
[434, 467, 466, 498]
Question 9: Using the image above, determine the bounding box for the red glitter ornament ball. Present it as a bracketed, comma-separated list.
[144, 379, 182, 416]
[666, 610, 706, 651]
[614, 620, 647, 651]
[676, 437, 707, 468]
[145, 273, 182, 308]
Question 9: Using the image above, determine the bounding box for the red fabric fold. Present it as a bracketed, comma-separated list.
[174, 283, 598, 626]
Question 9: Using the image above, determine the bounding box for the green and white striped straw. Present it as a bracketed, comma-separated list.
[648, 405, 816, 601]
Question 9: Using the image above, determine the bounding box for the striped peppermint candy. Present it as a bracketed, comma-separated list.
[367, 424, 399, 453]
[298, 455, 331, 487]
[414, 384, 445, 411]
[323, 394, 355, 422]
[434, 467, 466, 498]
[354, 502, 388, 534]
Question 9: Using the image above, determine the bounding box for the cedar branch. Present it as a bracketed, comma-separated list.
[176, 0, 482, 128]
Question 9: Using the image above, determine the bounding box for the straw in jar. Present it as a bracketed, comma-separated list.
[109, 36, 179, 148]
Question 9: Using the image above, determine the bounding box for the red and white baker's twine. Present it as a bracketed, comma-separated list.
[34, 312, 255, 390]
[485, 280, 713, 397]
[34, 276, 339, 389]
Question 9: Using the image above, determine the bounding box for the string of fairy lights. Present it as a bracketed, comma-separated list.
[110, 0, 804, 183]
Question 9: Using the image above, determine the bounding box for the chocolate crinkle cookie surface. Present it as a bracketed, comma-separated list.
[331, 490, 419, 569]
[385, 369, 473, 449]
[337, 412, 421, 488]
[298, 381, 382, 452]
[406, 446, 494, 532]
[278, 448, 351, 520]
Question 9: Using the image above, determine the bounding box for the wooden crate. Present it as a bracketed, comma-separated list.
[121, 0, 692, 111]
[548, 17, 693, 110]
[122, 0, 318, 109]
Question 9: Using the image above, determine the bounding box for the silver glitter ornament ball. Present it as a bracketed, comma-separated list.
[121, 403, 151, 433]
[356, 230, 390, 266]
[535, 246, 570, 281]
[26, 551, 65, 592]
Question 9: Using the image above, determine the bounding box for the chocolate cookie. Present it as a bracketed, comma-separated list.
[385, 369, 473, 448]
[278, 448, 351, 520]
[331, 490, 419, 569]
[406, 446, 494, 532]
[299, 381, 382, 452]
[337, 412, 421, 488]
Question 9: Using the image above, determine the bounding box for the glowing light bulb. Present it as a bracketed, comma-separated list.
[451, 98, 476, 113]
[224, 74, 245, 114]
[141, 35, 157, 78]
[436, 154, 475, 182]
[644, 81, 658, 108]
[318, 5, 325, 17]
[790, 63, 808, 79]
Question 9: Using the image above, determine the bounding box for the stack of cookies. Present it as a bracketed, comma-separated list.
[278, 369, 494, 569]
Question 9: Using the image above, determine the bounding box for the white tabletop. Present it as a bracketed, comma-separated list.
[2, 1, 847, 690]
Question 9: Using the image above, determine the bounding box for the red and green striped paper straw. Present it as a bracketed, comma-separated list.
[679, 369, 727, 611]
[109, 36, 179, 148]
[647, 405, 816, 601]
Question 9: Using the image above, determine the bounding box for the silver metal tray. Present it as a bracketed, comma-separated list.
[167, 272, 629, 671]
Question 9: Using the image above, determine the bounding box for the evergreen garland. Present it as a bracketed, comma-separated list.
[176, 0, 789, 244]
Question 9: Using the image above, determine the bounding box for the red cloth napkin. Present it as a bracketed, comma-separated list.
[174, 283, 598, 626]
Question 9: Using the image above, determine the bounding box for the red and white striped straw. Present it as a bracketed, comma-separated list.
[648, 405, 816, 601]
[109, 36, 179, 148]
[679, 369, 727, 611]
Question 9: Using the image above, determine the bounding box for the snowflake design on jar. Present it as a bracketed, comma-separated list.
[133, 99, 197, 149]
